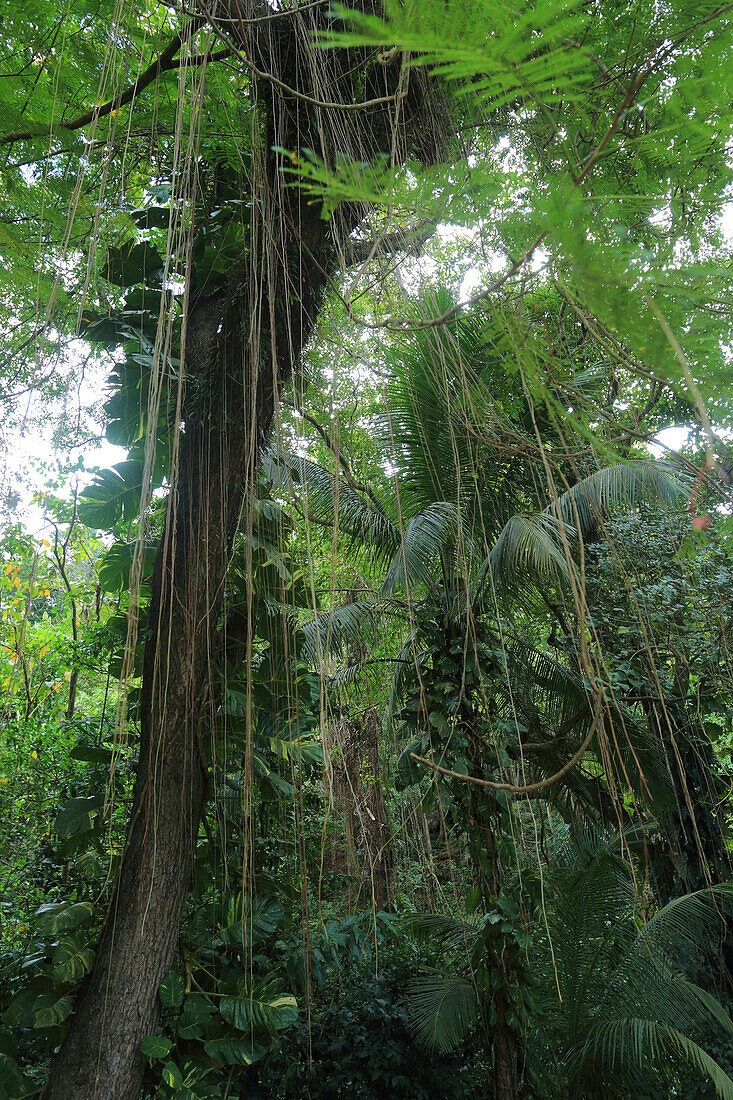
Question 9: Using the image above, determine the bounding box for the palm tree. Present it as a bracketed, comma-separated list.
[268, 293, 687, 1099]
[401, 829, 733, 1099]
[268, 293, 683, 806]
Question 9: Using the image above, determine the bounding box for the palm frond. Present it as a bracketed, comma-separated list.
[637, 883, 733, 962]
[576, 1019, 733, 1100]
[381, 501, 463, 595]
[399, 912, 478, 953]
[499, 642, 672, 809]
[484, 511, 573, 592]
[535, 831, 733, 1099]
[264, 449, 400, 560]
[406, 970, 479, 1054]
[605, 886, 733, 1032]
[479, 461, 685, 598]
[298, 600, 378, 664]
[376, 295, 532, 539]
[547, 461, 685, 535]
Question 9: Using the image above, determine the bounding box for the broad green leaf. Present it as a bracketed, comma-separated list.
[131, 207, 171, 230]
[139, 1035, 174, 1059]
[32, 990, 73, 1029]
[159, 970, 185, 1009]
[219, 984, 298, 1032]
[203, 1036, 269, 1066]
[54, 794, 105, 838]
[216, 892, 283, 949]
[69, 744, 114, 765]
[2, 981, 49, 1029]
[73, 851, 104, 881]
[0, 1052, 32, 1100]
[396, 740, 424, 789]
[52, 936, 95, 985]
[161, 1061, 183, 1089]
[105, 242, 164, 288]
[34, 901, 94, 935]
[176, 997, 216, 1040]
[97, 540, 158, 593]
[78, 460, 145, 531]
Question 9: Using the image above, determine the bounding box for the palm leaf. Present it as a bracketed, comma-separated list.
[376, 296, 532, 539]
[480, 460, 685, 597]
[535, 831, 733, 1098]
[298, 600, 377, 664]
[381, 502, 464, 595]
[548, 461, 685, 535]
[264, 449, 399, 560]
[576, 1018, 733, 1100]
[400, 912, 478, 953]
[484, 511, 573, 591]
[406, 970, 479, 1054]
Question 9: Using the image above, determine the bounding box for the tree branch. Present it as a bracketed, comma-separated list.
[411, 701, 603, 796]
[287, 403, 386, 514]
[345, 219, 438, 266]
[0, 21, 232, 147]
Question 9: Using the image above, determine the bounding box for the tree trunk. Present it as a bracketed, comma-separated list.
[466, 724, 520, 1100]
[329, 709, 394, 911]
[43, 6, 446, 1097]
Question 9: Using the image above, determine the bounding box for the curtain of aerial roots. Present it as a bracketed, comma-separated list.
[36, 1, 455, 1090]
[31, 0, 730, 1089]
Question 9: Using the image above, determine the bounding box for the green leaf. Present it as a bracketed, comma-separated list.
[32, 990, 73, 1029]
[97, 540, 158, 593]
[69, 744, 114, 765]
[34, 900, 94, 935]
[216, 892, 283, 949]
[54, 794, 105, 838]
[203, 1036, 269, 1066]
[396, 740, 424, 789]
[159, 970, 185, 1009]
[105, 242, 164, 288]
[73, 850, 104, 881]
[139, 1035, 174, 1059]
[219, 983, 298, 1033]
[51, 936, 95, 985]
[161, 1061, 183, 1089]
[78, 307, 158, 348]
[130, 207, 171, 230]
[0, 1052, 32, 1100]
[406, 972, 478, 1054]
[2, 981, 48, 1029]
[78, 460, 145, 531]
[176, 997, 216, 1040]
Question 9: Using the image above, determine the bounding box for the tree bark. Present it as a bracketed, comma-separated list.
[43, 5, 446, 1097]
[329, 709, 394, 912]
[465, 711, 520, 1100]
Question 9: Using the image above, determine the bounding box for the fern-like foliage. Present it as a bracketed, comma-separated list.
[533, 829, 733, 1098]
[400, 830, 733, 1096]
[325, 0, 588, 114]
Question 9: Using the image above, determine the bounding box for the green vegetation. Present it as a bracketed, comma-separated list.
[1, 1, 733, 1097]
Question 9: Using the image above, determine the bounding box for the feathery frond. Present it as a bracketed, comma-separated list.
[548, 461, 685, 536]
[406, 971, 479, 1054]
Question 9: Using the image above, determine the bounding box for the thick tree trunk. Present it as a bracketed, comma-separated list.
[42, 264, 305, 1100]
[329, 709, 394, 912]
[43, 6, 446, 1097]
